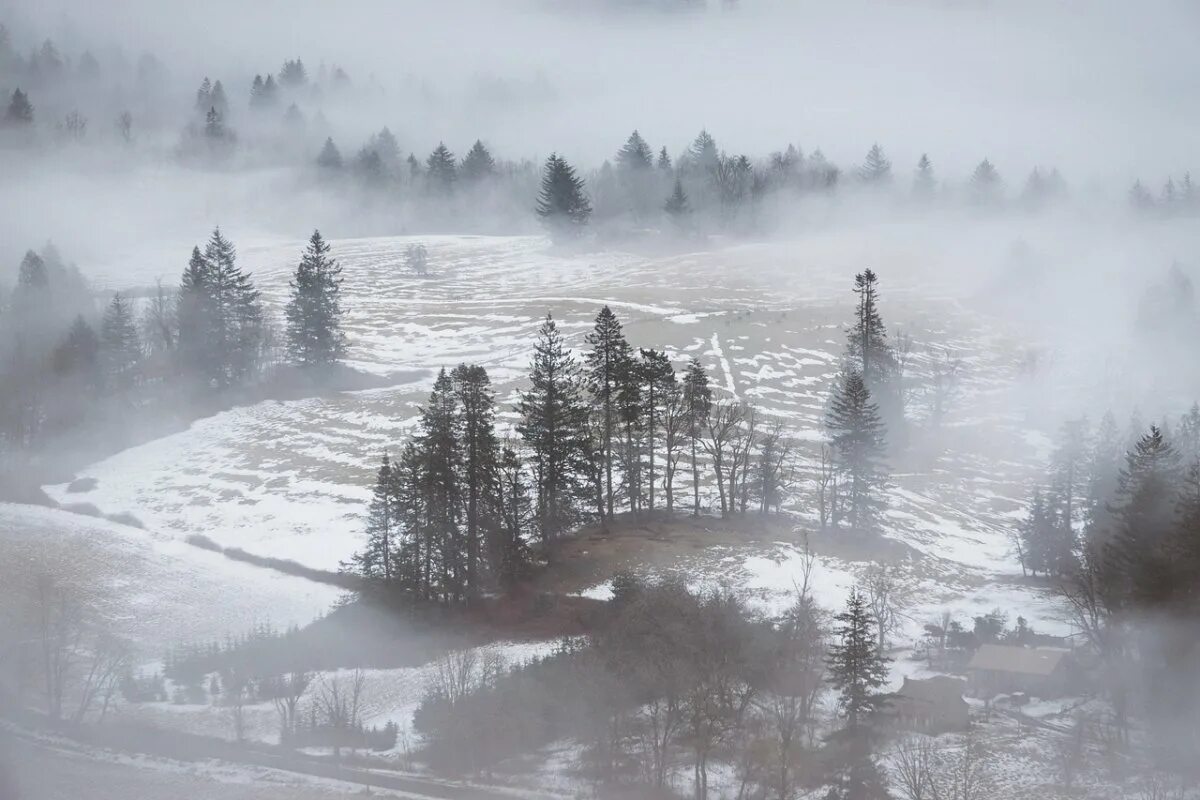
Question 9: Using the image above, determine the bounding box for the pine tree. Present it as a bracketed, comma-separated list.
[845, 269, 894, 391]
[451, 363, 500, 598]
[656, 146, 672, 172]
[176, 245, 214, 380]
[639, 349, 675, 512]
[969, 158, 1002, 205]
[372, 127, 400, 171]
[585, 306, 634, 520]
[347, 453, 398, 584]
[495, 446, 532, 590]
[101, 292, 141, 390]
[285, 230, 345, 369]
[52, 315, 102, 393]
[616, 130, 653, 171]
[278, 59, 307, 88]
[683, 357, 712, 516]
[664, 178, 691, 224]
[824, 589, 891, 800]
[913, 153, 934, 198]
[858, 143, 892, 184]
[825, 370, 887, 531]
[425, 142, 457, 192]
[419, 369, 463, 602]
[249, 75, 266, 108]
[316, 137, 343, 170]
[536, 154, 592, 239]
[4, 88, 33, 125]
[517, 314, 590, 541]
[195, 78, 212, 115]
[460, 140, 496, 182]
[210, 80, 229, 117]
[1104, 426, 1182, 610]
[687, 129, 719, 173]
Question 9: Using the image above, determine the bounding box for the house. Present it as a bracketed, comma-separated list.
[966, 644, 1070, 698]
[886, 676, 969, 734]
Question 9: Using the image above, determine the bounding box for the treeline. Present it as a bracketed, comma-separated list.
[414, 574, 980, 800]
[344, 305, 805, 605]
[1017, 408, 1200, 762]
[0, 228, 347, 485]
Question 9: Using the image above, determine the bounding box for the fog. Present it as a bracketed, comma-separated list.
[3, 1, 1200, 799]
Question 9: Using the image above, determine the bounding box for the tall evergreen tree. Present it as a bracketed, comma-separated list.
[858, 143, 892, 184]
[285, 230, 345, 369]
[656, 146, 672, 172]
[419, 369, 464, 601]
[664, 178, 691, 225]
[536, 154, 592, 239]
[316, 137, 343, 170]
[100, 292, 141, 390]
[585, 306, 634, 520]
[825, 589, 891, 800]
[517, 314, 590, 541]
[347, 453, 398, 584]
[640, 349, 675, 512]
[451, 363, 500, 598]
[969, 158, 1002, 205]
[4, 88, 33, 125]
[825, 370, 887, 530]
[425, 142, 457, 192]
[176, 246, 213, 380]
[913, 153, 935, 198]
[460, 140, 496, 182]
[683, 357, 712, 516]
[494, 445, 533, 590]
[616, 130, 653, 171]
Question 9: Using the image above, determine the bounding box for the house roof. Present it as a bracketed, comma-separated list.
[896, 676, 967, 706]
[967, 644, 1067, 676]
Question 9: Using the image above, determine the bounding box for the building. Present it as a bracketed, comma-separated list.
[886, 676, 969, 734]
[966, 644, 1070, 698]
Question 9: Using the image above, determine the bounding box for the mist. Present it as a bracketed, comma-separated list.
[3, 1, 1200, 799]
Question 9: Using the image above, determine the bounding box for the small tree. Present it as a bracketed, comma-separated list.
[285, 229, 345, 369]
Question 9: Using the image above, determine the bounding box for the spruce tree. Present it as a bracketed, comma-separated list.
[825, 589, 891, 800]
[585, 306, 634, 520]
[656, 146, 672, 172]
[846, 269, 893, 389]
[195, 78, 212, 115]
[347, 453, 398, 584]
[913, 153, 934, 198]
[425, 142, 457, 192]
[858, 143, 892, 184]
[100, 292, 141, 390]
[616, 130, 653, 171]
[825, 370, 887, 530]
[517, 314, 590, 541]
[687, 129, 719, 173]
[639, 348, 675, 512]
[451, 363, 500, 598]
[4, 88, 33, 125]
[176, 246, 214, 381]
[683, 357, 712, 516]
[664, 178, 691, 225]
[969, 158, 1002, 205]
[52, 315, 102, 394]
[495, 446, 532, 590]
[418, 369, 463, 602]
[316, 137, 343, 170]
[285, 230, 345, 369]
[460, 140, 496, 182]
[536, 153, 592, 239]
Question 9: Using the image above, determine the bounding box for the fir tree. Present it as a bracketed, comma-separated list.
[517, 314, 590, 540]
[1129, 180, 1154, 211]
[683, 357, 712, 516]
[451, 363, 500, 598]
[210, 80, 229, 117]
[824, 589, 891, 800]
[969, 158, 1002, 205]
[285, 230, 345, 369]
[664, 178, 691, 224]
[687, 129, 719, 173]
[195, 78, 212, 115]
[460, 140, 496, 182]
[52, 315, 102, 393]
[278, 59, 307, 88]
[616, 129, 653, 171]
[425, 142, 457, 192]
[656, 146, 672, 172]
[347, 453, 399, 583]
[536, 154, 592, 239]
[639, 348, 675, 512]
[845, 269, 894, 391]
[585, 306, 634, 520]
[858, 143, 891, 184]
[316, 137, 343, 170]
[4, 88, 33, 125]
[826, 370, 887, 530]
[419, 369, 464, 602]
[913, 153, 934, 198]
[176, 246, 214, 380]
[100, 292, 141, 390]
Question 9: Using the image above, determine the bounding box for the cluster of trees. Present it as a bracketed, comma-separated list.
[413, 573, 980, 800]
[0, 230, 346, 487]
[1015, 407, 1200, 761]
[1129, 173, 1198, 216]
[345, 305, 802, 604]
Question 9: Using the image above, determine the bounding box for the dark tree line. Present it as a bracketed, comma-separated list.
[345, 305, 802, 604]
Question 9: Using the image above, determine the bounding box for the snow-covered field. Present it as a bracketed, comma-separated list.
[42, 232, 1082, 637]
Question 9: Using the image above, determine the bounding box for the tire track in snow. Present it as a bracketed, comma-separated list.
[710, 332, 738, 398]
